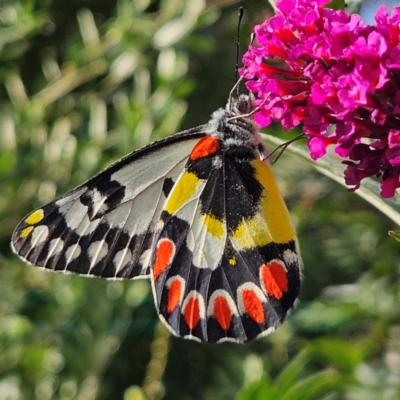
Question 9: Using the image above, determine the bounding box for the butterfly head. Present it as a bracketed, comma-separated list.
[227, 93, 254, 116]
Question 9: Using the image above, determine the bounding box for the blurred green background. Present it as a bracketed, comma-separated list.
[1, 0, 400, 399]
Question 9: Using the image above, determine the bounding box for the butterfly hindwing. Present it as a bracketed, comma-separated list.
[151, 134, 302, 343]
[11, 127, 205, 279]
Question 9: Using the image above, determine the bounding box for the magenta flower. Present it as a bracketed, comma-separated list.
[240, 0, 400, 198]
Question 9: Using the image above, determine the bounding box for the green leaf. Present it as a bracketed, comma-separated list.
[237, 351, 341, 400]
[326, 0, 346, 11]
[307, 337, 365, 372]
[279, 369, 340, 400]
[236, 375, 273, 400]
[273, 350, 309, 397]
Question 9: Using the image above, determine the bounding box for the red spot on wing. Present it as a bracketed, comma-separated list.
[190, 136, 219, 160]
[242, 289, 265, 324]
[213, 296, 232, 331]
[153, 239, 175, 280]
[167, 279, 182, 313]
[183, 297, 201, 330]
[260, 261, 288, 299]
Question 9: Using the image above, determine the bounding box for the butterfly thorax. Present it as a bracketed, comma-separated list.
[203, 94, 265, 158]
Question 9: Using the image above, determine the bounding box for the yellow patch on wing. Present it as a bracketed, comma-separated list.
[201, 214, 224, 238]
[253, 160, 296, 243]
[24, 209, 44, 225]
[232, 212, 273, 249]
[20, 226, 33, 238]
[164, 172, 201, 215]
[228, 257, 236, 266]
[232, 160, 296, 250]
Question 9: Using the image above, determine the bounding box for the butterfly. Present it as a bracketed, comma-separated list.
[11, 93, 302, 343]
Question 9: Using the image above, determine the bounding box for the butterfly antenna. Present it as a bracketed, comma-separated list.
[228, 7, 245, 110]
[228, 28, 257, 112]
[235, 6, 244, 94]
[264, 134, 307, 164]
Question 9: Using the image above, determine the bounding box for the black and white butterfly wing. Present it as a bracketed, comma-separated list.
[11, 127, 205, 279]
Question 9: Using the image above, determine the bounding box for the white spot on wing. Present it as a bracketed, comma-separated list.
[48, 238, 64, 257]
[186, 230, 195, 253]
[60, 201, 89, 230]
[282, 249, 298, 266]
[114, 248, 132, 275]
[91, 188, 109, 216]
[88, 240, 108, 269]
[65, 244, 81, 263]
[30, 225, 49, 247]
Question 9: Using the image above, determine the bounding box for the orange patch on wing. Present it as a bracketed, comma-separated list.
[153, 239, 174, 280]
[260, 261, 288, 299]
[242, 289, 265, 324]
[190, 136, 219, 160]
[184, 297, 201, 330]
[213, 296, 232, 331]
[167, 279, 182, 313]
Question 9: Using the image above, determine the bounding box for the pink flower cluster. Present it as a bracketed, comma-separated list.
[241, 0, 400, 198]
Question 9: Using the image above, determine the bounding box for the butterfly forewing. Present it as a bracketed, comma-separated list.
[12, 128, 205, 279]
